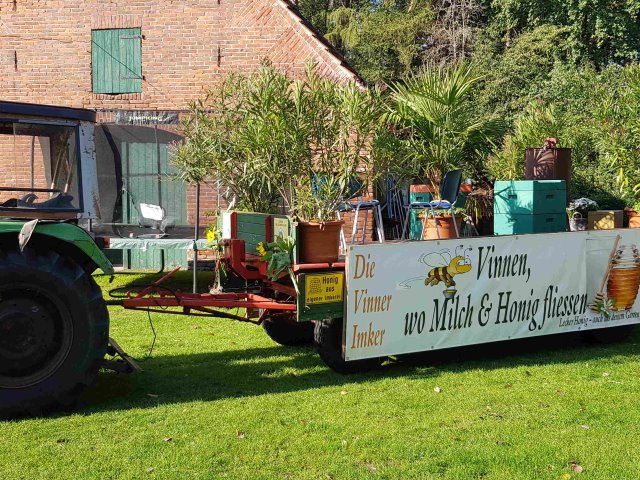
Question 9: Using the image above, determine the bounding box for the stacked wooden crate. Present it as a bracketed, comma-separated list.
[494, 180, 567, 235]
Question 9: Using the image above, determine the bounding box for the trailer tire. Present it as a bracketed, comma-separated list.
[314, 318, 383, 374]
[262, 315, 314, 346]
[583, 324, 636, 344]
[0, 247, 109, 417]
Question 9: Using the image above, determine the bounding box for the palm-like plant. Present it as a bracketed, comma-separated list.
[388, 63, 503, 192]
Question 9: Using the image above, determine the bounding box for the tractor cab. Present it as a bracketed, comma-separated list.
[0, 101, 99, 221]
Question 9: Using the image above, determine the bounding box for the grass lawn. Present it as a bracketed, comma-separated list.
[2, 271, 640, 479]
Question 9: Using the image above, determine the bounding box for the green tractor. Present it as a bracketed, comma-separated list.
[0, 101, 115, 416]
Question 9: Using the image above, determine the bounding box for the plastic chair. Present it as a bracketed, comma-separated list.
[402, 170, 463, 240]
[381, 175, 406, 240]
[337, 176, 385, 250]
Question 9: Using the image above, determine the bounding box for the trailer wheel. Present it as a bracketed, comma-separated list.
[314, 318, 383, 374]
[583, 324, 636, 344]
[262, 315, 314, 346]
[0, 248, 109, 417]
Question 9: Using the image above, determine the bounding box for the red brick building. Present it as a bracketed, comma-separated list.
[0, 0, 371, 268]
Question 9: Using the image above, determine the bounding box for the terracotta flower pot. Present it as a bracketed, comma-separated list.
[298, 220, 344, 264]
[418, 214, 462, 240]
[627, 211, 640, 228]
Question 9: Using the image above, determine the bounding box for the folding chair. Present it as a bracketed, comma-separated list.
[402, 170, 463, 240]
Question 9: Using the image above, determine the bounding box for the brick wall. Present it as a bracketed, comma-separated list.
[0, 0, 359, 109]
[0, 0, 372, 241]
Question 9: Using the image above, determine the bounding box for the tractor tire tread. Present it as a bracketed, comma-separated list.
[0, 247, 109, 418]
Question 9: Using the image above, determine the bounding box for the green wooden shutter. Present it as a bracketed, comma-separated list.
[92, 28, 142, 94]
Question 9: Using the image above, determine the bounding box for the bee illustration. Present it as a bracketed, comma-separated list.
[421, 246, 473, 288]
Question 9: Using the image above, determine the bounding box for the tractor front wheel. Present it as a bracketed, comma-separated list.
[314, 318, 383, 374]
[0, 248, 109, 417]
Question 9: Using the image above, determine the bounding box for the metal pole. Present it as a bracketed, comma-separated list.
[193, 182, 200, 293]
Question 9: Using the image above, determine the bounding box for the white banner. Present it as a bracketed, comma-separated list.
[344, 230, 640, 361]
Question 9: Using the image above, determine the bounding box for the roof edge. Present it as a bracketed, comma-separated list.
[276, 0, 366, 86]
[0, 101, 96, 122]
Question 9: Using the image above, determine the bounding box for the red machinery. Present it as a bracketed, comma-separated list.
[120, 212, 370, 373]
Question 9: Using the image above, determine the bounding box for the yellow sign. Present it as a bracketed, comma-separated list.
[305, 273, 344, 305]
[273, 217, 290, 240]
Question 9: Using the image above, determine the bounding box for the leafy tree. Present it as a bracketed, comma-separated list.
[474, 24, 572, 120]
[387, 63, 504, 189]
[325, 1, 435, 82]
[485, 0, 640, 67]
[592, 64, 640, 209]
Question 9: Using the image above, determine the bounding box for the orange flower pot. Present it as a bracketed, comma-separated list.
[418, 214, 462, 240]
[298, 220, 344, 263]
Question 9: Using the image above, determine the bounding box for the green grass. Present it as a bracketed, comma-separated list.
[2, 271, 640, 479]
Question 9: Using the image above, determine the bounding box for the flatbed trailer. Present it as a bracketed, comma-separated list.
[122, 211, 640, 373]
[6, 100, 635, 417]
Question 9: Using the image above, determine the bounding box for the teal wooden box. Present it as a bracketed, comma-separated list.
[494, 213, 566, 235]
[494, 180, 566, 215]
[409, 191, 432, 240]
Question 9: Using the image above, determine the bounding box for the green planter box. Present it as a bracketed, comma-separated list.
[494, 213, 566, 235]
[494, 180, 566, 215]
[409, 190, 432, 240]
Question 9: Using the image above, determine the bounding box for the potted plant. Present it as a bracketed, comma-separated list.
[259, 67, 387, 263]
[175, 64, 388, 263]
[387, 63, 503, 240]
[625, 204, 640, 228]
[567, 197, 599, 231]
[417, 208, 466, 240]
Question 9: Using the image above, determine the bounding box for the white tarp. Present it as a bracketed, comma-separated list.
[108, 238, 208, 252]
[344, 230, 640, 361]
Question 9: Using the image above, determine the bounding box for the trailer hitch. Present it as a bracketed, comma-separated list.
[100, 337, 143, 374]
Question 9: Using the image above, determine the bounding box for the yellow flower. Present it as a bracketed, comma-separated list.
[206, 230, 216, 244]
[256, 241, 267, 257]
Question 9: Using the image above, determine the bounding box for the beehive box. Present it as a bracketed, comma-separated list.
[587, 210, 623, 230]
[494, 180, 566, 215]
[494, 180, 566, 235]
[494, 213, 566, 235]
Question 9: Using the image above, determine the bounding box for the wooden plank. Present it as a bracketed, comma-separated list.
[0, 210, 78, 220]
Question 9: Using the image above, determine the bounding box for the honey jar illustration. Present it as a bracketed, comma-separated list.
[607, 244, 640, 311]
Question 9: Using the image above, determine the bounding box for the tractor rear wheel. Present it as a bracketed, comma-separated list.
[262, 315, 314, 346]
[0, 248, 109, 417]
[582, 324, 636, 344]
[314, 318, 383, 374]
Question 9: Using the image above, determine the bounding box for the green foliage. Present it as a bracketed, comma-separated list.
[592, 64, 640, 206]
[175, 64, 389, 222]
[325, 2, 435, 82]
[474, 25, 572, 121]
[388, 63, 505, 189]
[486, 102, 569, 181]
[172, 70, 281, 212]
[486, 0, 640, 67]
[256, 237, 296, 281]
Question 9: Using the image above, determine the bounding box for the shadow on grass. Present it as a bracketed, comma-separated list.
[81, 329, 639, 415]
[96, 271, 216, 294]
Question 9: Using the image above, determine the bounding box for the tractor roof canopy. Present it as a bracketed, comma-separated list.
[0, 101, 98, 220]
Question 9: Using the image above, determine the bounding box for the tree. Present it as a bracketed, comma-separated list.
[388, 63, 504, 188]
[474, 24, 572, 120]
[324, 1, 435, 82]
[485, 0, 640, 67]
